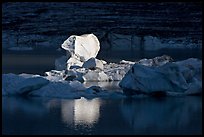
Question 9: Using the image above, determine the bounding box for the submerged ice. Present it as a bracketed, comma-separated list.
[2, 34, 202, 98]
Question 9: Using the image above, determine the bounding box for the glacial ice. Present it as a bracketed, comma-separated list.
[61, 33, 100, 69]
[2, 73, 49, 95]
[82, 57, 104, 70]
[29, 81, 84, 99]
[119, 58, 202, 96]
[106, 32, 201, 51]
[2, 73, 126, 99]
[2, 34, 202, 98]
[82, 70, 109, 82]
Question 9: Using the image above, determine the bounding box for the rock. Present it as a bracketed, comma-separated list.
[61, 33, 100, 69]
[82, 57, 104, 70]
[82, 70, 109, 82]
[119, 58, 202, 96]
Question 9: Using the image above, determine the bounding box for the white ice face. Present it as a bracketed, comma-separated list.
[61, 36, 76, 53]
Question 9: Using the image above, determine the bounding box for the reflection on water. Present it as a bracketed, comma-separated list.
[61, 100, 74, 125]
[74, 98, 100, 126]
[2, 96, 202, 135]
[2, 97, 48, 117]
[120, 97, 202, 135]
[61, 98, 100, 127]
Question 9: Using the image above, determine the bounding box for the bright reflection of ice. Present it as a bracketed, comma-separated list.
[74, 98, 100, 125]
[61, 100, 75, 125]
[61, 98, 100, 127]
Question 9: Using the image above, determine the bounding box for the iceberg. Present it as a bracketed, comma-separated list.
[105, 32, 201, 51]
[119, 58, 202, 96]
[138, 55, 173, 67]
[82, 70, 109, 82]
[2, 33, 202, 98]
[2, 73, 49, 95]
[29, 81, 84, 99]
[82, 57, 104, 70]
[61, 33, 100, 69]
[82, 86, 126, 99]
[2, 73, 125, 99]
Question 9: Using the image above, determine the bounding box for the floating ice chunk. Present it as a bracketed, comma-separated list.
[69, 80, 86, 91]
[138, 55, 173, 67]
[185, 78, 202, 95]
[2, 73, 49, 95]
[119, 64, 182, 95]
[100, 59, 107, 65]
[61, 34, 100, 69]
[175, 58, 202, 81]
[138, 58, 153, 66]
[19, 73, 41, 78]
[29, 81, 83, 99]
[82, 57, 104, 70]
[85, 86, 103, 94]
[83, 86, 126, 99]
[45, 70, 66, 81]
[107, 69, 126, 81]
[66, 55, 84, 69]
[61, 33, 100, 62]
[15, 77, 50, 95]
[2, 73, 27, 95]
[119, 58, 202, 96]
[120, 60, 135, 65]
[103, 62, 131, 81]
[65, 68, 86, 82]
[82, 70, 109, 82]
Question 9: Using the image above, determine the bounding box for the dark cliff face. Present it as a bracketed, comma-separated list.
[2, 2, 202, 49]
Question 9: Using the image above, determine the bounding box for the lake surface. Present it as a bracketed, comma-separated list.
[2, 50, 202, 135]
[2, 96, 202, 135]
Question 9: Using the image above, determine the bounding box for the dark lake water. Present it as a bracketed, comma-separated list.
[2, 50, 202, 135]
[2, 96, 202, 135]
